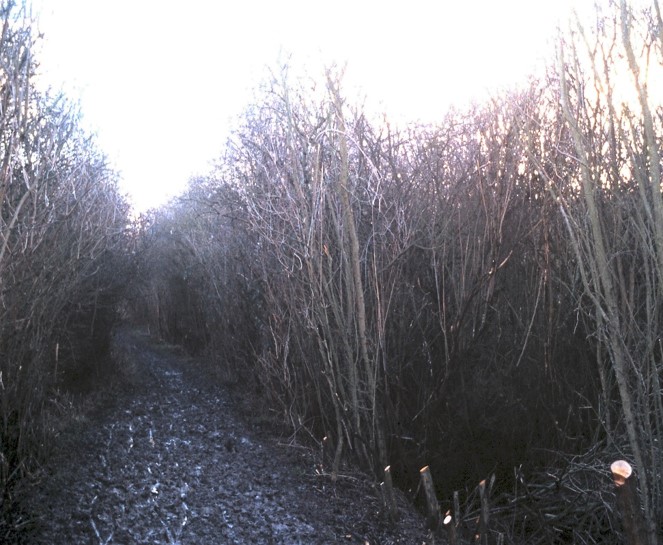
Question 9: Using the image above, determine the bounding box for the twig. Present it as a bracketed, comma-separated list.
[90, 518, 113, 545]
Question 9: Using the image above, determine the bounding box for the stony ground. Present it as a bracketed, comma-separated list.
[13, 328, 430, 544]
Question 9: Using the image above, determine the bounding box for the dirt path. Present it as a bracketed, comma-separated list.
[16, 328, 427, 544]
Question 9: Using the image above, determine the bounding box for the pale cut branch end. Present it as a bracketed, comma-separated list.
[611, 459, 633, 486]
[419, 465, 440, 531]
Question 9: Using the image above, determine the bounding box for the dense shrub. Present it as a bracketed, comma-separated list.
[130, 3, 663, 543]
[0, 2, 130, 521]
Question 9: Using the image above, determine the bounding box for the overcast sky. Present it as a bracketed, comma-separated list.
[29, 0, 594, 212]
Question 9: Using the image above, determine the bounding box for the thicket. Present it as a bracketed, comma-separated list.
[130, 2, 663, 543]
[0, 1, 131, 531]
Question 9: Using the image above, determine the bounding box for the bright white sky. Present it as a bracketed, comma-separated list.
[29, 0, 596, 212]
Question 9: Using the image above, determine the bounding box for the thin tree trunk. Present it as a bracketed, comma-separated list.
[327, 73, 386, 469]
[558, 41, 656, 545]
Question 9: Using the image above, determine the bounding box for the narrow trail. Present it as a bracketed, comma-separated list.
[17, 328, 427, 544]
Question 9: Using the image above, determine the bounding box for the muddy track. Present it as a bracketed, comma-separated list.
[15, 328, 428, 544]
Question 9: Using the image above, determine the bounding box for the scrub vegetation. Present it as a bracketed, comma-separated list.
[0, 0, 131, 534]
[2, 1, 663, 544]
